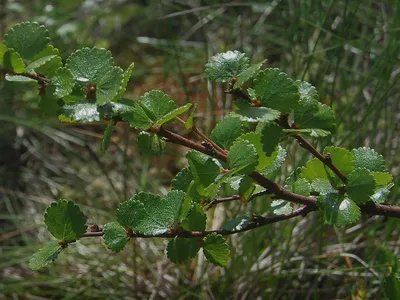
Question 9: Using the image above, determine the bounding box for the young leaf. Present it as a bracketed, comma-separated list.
[260, 145, 287, 176]
[323, 146, 355, 177]
[185, 104, 196, 129]
[300, 158, 329, 181]
[29, 45, 62, 77]
[103, 222, 128, 252]
[203, 233, 230, 267]
[59, 102, 100, 123]
[101, 120, 115, 153]
[136, 131, 166, 156]
[49, 67, 75, 99]
[261, 123, 284, 156]
[66, 47, 113, 83]
[293, 80, 319, 123]
[233, 60, 267, 89]
[205, 50, 249, 82]
[310, 178, 336, 195]
[122, 103, 152, 130]
[139, 90, 176, 121]
[370, 183, 394, 204]
[254, 68, 299, 112]
[44, 200, 87, 241]
[3, 50, 26, 73]
[3, 22, 50, 59]
[0, 42, 7, 64]
[222, 216, 256, 232]
[230, 98, 280, 123]
[167, 237, 201, 264]
[318, 193, 361, 227]
[346, 168, 376, 204]
[115, 62, 135, 100]
[171, 167, 193, 192]
[29, 241, 63, 271]
[96, 66, 124, 105]
[210, 117, 242, 149]
[26, 55, 57, 72]
[295, 102, 336, 132]
[227, 140, 258, 175]
[238, 176, 256, 203]
[5, 74, 36, 82]
[116, 191, 185, 235]
[153, 103, 192, 127]
[180, 203, 206, 231]
[370, 172, 393, 187]
[352, 147, 387, 172]
[186, 151, 220, 192]
[285, 177, 311, 196]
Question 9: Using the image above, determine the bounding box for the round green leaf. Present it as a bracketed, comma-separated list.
[233, 60, 267, 89]
[4, 22, 50, 59]
[122, 103, 152, 130]
[203, 233, 230, 267]
[352, 147, 387, 172]
[167, 237, 201, 264]
[50, 67, 75, 99]
[3, 50, 25, 73]
[210, 117, 242, 149]
[171, 167, 193, 192]
[59, 101, 100, 123]
[230, 98, 281, 123]
[44, 199, 87, 241]
[318, 193, 361, 227]
[261, 123, 284, 156]
[186, 150, 220, 192]
[254, 68, 299, 112]
[96, 66, 124, 105]
[139, 90, 176, 121]
[154, 103, 193, 127]
[205, 50, 249, 83]
[29, 45, 62, 77]
[347, 167, 376, 204]
[180, 203, 206, 231]
[103, 222, 128, 253]
[29, 241, 63, 271]
[222, 216, 256, 232]
[323, 146, 355, 177]
[228, 140, 259, 175]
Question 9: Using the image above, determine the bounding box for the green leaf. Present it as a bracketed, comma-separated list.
[39, 93, 60, 115]
[3, 50, 25, 73]
[185, 104, 196, 129]
[205, 50, 249, 83]
[293, 80, 319, 123]
[139, 90, 176, 121]
[347, 167, 376, 204]
[66, 47, 113, 83]
[352, 147, 387, 172]
[233, 60, 267, 89]
[115, 62, 135, 100]
[5, 74, 36, 82]
[26, 55, 57, 72]
[103, 222, 128, 252]
[271, 200, 293, 215]
[186, 151, 220, 193]
[370, 172, 393, 187]
[136, 131, 166, 156]
[283, 128, 331, 138]
[167, 237, 201, 264]
[96, 66, 124, 105]
[29, 241, 63, 271]
[318, 193, 361, 227]
[203, 233, 230, 267]
[49, 67, 75, 99]
[285, 177, 311, 196]
[0, 42, 7, 64]
[323, 146, 355, 177]
[300, 158, 329, 181]
[180, 203, 206, 231]
[254, 68, 299, 112]
[116, 191, 185, 235]
[228, 140, 258, 175]
[29, 45, 62, 77]
[295, 102, 336, 132]
[370, 183, 394, 204]
[238, 176, 256, 203]
[260, 145, 287, 176]
[311, 178, 337, 194]
[210, 117, 242, 149]
[222, 216, 256, 232]
[59, 101, 100, 123]
[171, 167, 193, 192]
[230, 98, 280, 123]
[384, 258, 400, 299]
[153, 103, 192, 127]
[101, 120, 115, 153]
[4, 22, 50, 59]
[261, 123, 284, 156]
[122, 103, 152, 129]
[100, 100, 135, 118]
[44, 199, 87, 241]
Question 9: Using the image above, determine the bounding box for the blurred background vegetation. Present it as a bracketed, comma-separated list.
[0, 0, 399, 299]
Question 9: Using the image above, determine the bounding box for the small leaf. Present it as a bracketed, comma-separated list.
[39, 93, 60, 115]
[285, 177, 311, 196]
[3, 50, 25, 73]
[29, 241, 63, 271]
[171, 167, 193, 192]
[0, 42, 7, 64]
[153, 103, 192, 127]
[103, 222, 128, 252]
[101, 120, 115, 153]
[352, 147, 387, 172]
[311, 178, 336, 194]
[233, 60, 267, 89]
[283, 128, 331, 138]
[228, 140, 258, 175]
[230, 98, 280, 123]
[205, 50, 249, 82]
[318, 193, 361, 227]
[66, 47, 113, 83]
[139, 90, 176, 121]
[180, 203, 206, 231]
[323, 146, 355, 177]
[59, 101, 100, 123]
[293, 80, 319, 124]
[5, 74, 36, 82]
[210, 117, 242, 149]
[271, 200, 293, 215]
[260, 145, 287, 176]
[254, 68, 299, 112]
[261, 123, 284, 156]
[185, 104, 196, 129]
[122, 103, 152, 129]
[347, 168, 376, 204]
[29, 45, 62, 77]
[136, 131, 166, 156]
[96, 66, 124, 105]
[300, 158, 329, 181]
[186, 151, 220, 193]
[238, 176, 256, 203]
[116, 191, 185, 235]
[44, 199, 87, 241]
[167, 237, 201, 264]
[115, 62, 135, 100]
[26, 55, 57, 71]
[370, 172, 393, 187]
[203, 233, 230, 267]
[370, 183, 394, 204]
[295, 102, 336, 132]
[222, 216, 256, 232]
[4, 22, 50, 59]
[49, 67, 75, 99]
